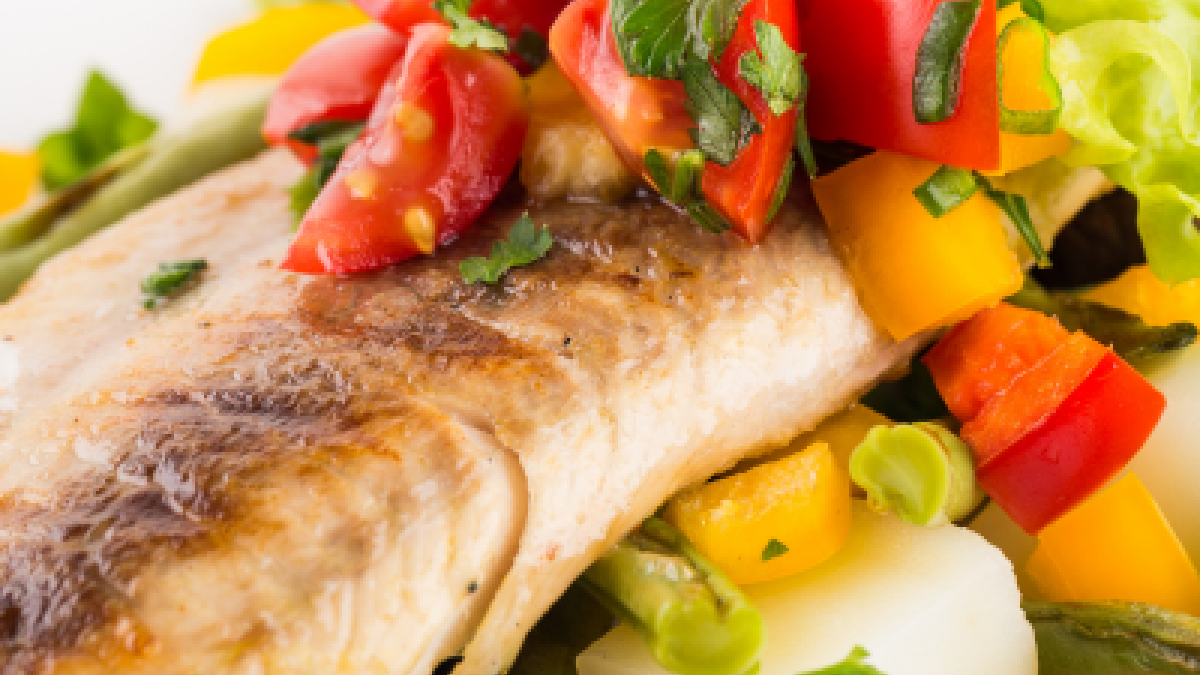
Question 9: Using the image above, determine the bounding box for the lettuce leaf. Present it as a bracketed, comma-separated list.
[1043, 0, 1200, 283]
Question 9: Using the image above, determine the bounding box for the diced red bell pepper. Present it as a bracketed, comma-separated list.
[923, 302, 1069, 421]
[976, 352, 1167, 533]
[796, 0, 1000, 170]
[281, 23, 528, 275]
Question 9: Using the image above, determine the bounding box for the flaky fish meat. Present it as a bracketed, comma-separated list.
[0, 150, 917, 675]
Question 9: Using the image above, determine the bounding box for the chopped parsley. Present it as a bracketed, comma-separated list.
[683, 58, 759, 166]
[761, 538, 790, 562]
[460, 213, 554, 284]
[433, 0, 509, 52]
[797, 646, 888, 675]
[739, 20, 804, 116]
[610, 0, 750, 78]
[140, 259, 207, 309]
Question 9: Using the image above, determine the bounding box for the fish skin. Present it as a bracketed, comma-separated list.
[0, 150, 917, 674]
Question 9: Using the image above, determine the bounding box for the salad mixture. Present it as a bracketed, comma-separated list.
[4, 0, 1200, 673]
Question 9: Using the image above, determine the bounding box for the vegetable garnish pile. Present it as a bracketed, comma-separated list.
[4, 0, 1200, 673]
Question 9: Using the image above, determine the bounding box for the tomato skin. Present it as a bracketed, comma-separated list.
[262, 24, 409, 162]
[550, 0, 799, 242]
[281, 23, 529, 275]
[702, 0, 800, 242]
[976, 352, 1167, 533]
[796, 0, 1000, 170]
[353, 0, 571, 72]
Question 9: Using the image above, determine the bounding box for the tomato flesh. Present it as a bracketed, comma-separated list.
[281, 23, 529, 275]
[796, 0, 1000, 169]
[262, 24, 409, 162]
[977, 352, 1167, 533]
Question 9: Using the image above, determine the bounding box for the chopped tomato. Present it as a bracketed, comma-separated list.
[796, 0, 1000, 170]
[281, 23, 528, 275]
[352, 0, 571, 71]
[262, 24, 409, 162]
[976, 352, 1166, 533]
[550, 0, 799, 242]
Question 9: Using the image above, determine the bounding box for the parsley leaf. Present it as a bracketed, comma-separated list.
[433, 0, 509, 52]
[761, 538, 790, 562]
[286, 120, 364, 222]
[140, 259, 207, 309]
[611, 0, 748, 78]
[38, 70, 158, 191]
[739, 20, 804, 116]
[460, 213, 554, 284]
[798, 646, 888, 675]
[683, 58, 759, 166]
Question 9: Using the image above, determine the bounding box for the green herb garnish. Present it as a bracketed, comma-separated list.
[913, 0, 983, 124]
[610, 0, 749, 78]
[914, 164, 979, 217]
[976, 173, 1051, 268]
[739, 20, 804, 116]
[644, 148, 732, 233]
[797, 646, 888, 675]
[460, 213, 553, 284]
[683, 58, 760, 166]
[761, 538, 789, 562]
[286, 120, 365, 222]
[140, 259, 207, 309]
[38, 70, 158, 191]
[433, 0, 509, 52]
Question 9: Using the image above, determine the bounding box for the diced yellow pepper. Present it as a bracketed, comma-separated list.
[191, 4, 369, 87]
[1083, 264, 1200, 328]
[664, 442, 851, 586]
[812, 151, 1024, 341]
[1026, 473, 1200, 615]
[0, 150, 39, 217]
[981, 4, 1072, 177]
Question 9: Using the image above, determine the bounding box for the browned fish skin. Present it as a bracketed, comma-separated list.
[0, 152, 916, 674]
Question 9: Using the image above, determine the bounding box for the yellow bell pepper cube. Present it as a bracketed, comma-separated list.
[1026, 473, 1200, 615]
[812, 151, 1024, 341]
[664, 441, 851, 586]
[0, 150, 38, 217]
[192, 4, 369, 87]
[1084, 264, 1200, 328]
[981, 4, 1072, 177]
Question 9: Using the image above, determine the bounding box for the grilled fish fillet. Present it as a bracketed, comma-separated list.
[0, 150, 917, 675]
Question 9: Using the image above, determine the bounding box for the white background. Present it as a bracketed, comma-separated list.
[0, 0, 256, 148]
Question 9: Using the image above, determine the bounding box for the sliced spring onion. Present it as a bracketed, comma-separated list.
[766, 156, 796, 224]
[998, 17, 1062, 134]
[643, 147, 732, 233]
[671, 149, 707, 204]
[687, 201, 732, 233]
[914, 164, 979, 217]
[795, 68, 819, 179]
[645, 148, 674, 198]
[976, 173, 1051, 268]
[913, 0, 984, 124]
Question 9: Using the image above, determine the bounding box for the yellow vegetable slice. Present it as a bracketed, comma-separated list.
[192, 4, 369, 86]
[664, 442, 851, 586]
[813, 150, 1023, 341]
[0, 150, 39, 217]
[1084, 264, 1200, 328]
[1026, 473, 1200, 615]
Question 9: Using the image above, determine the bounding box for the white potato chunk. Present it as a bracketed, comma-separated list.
[578, 502, 1035, 675]
[1129, 344, 1200, 561]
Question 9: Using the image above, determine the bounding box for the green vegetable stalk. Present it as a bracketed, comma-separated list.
[0, 91, 269, 303]
[1025, 600, 1200, 675]
[849, 423, 983, 527]
[580, 518, 764, 675]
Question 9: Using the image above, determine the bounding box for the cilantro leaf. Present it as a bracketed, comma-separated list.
[683, 58, 759, 166]
[433, 0, 509, 52]
[38, 70, 158, 191]
[739, 20, 804, 116]
[761, 538, 790, 562]
[460, 213, 554, 284]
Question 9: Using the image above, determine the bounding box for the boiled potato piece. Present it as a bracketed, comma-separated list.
[579, 502, 1035, 675]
